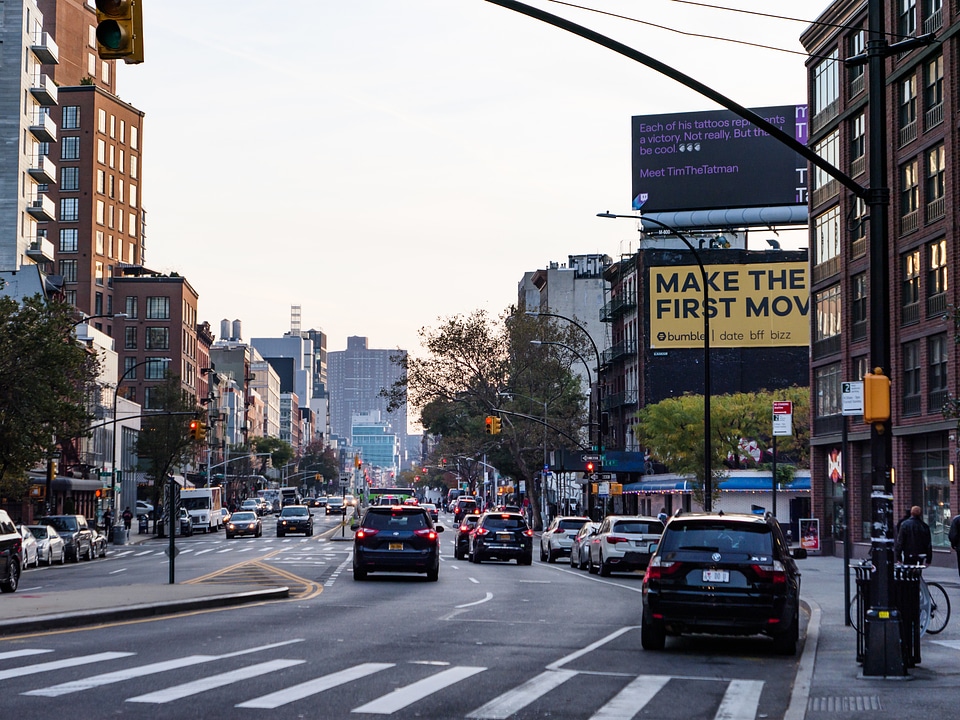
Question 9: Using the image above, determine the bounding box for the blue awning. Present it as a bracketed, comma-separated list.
[622, 479, 692, 493]
[622, 473, 810, 494]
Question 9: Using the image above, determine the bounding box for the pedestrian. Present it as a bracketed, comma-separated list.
[122, 506, 133, 530]
[894, 505, 933, 565]
[949, 513, 960, 579]
[658, 507, 668, 524]
[103, 508, 113, 534]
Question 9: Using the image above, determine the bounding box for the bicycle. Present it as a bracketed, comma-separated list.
[847, 561, 951, 635]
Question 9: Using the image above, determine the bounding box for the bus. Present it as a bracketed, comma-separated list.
[366, 487, 418, 505]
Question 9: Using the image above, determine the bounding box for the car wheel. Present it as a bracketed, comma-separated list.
[226, 533, 233, 539]
[277, 531, 284, 538]
[598, 553, 611, 577]
[772, 610, 799, 656]
[59, 548, 65, 565]
[46, 550, 53, 567]
[539, 544, 547, 562]
[427, 564, 439, 582]
[588, 553, 598, 574]
[547, 547, 557, 564]
[641, 609, 666, 651]
[353, 564, 367, 581]
[520, 554, 533, 565]
[307, 528, 313, 537]
[256, 529, 262, 538]
[570, 548, 579, 568]
[0, 558, 20, 593]
[471, 550, 481, 564]
[454, 547, 463, 560]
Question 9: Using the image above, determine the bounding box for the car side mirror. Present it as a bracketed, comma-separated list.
[791, 547, 807, 560]
[648, 542, 659, 555]
[435, 525, 445, 533]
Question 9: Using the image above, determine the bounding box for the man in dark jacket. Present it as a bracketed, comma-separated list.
[949, 513, 960, 578]
[894, 506, 933, 565]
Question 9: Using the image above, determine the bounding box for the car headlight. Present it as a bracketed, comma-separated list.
[227, 524, 235, 530]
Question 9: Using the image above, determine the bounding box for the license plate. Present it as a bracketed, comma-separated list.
[703, 569, 729, 583]
[497, 533, 512, 541]
[389, 542, 403, 550]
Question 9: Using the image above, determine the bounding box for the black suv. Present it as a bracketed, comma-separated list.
[354, 505, 443, 581]
[641, 512, 806, 655]
[453, 497, 479, 523]
[39, 514, 93, 563]
[454, 514, 481, 560]
[277, 505, 313, 537]
[0, 510, 23, 593]
[469, 512, 533, 565]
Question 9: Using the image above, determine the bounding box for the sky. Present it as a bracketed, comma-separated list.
[117, 0, 830, 356]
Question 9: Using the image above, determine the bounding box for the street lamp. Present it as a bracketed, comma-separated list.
[71, 311, 128, 328]
[597, 211, 714, 512]
[112, 356, 171, 535]
[525, 310, 602, 519]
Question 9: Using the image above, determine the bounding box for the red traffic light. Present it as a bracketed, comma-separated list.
[586, 462, 595, 473]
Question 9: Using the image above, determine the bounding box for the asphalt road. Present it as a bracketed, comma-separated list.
[3, 512, 805, 719]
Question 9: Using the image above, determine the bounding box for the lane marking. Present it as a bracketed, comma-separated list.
[108, 568, 126, 575]
[126, 659, 304, 703]
[547, 626, 639, 671]
[352, 666, 485, 714]
[0, 649, 53, 661]
[467, 669, 577, 719]
[0, 651, 132, 680]
[589, 674, 670, 720]
[238, 662, 394, 709]
[468, 577, 479, 584]
[715, 679, 764, 720]
[456, 592, 493, 609]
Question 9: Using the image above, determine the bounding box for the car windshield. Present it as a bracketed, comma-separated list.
[364, 511, 428, 531]
[559, 519, 588, 531]
[660, 522, 773, 555]
[46, 517, 78, 532]
[231, 512, 256, 522]
[181, 498, 209, 510]
[483, 516, 525, 530]
[613, 520, 664, 534]
[28, 526, 49, 539]
[282, 507, 308, 517]
[328, 499, 343, 506]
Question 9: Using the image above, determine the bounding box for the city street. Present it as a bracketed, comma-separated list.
[1, 512, 810, 720]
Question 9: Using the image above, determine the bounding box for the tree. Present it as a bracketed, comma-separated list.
[383, 307, 589, 528]
[635, 387, 809, 507]
[134, 374, 203, 516]
[0, 295, 99, 496]
[298, 440, 340, 494]
[251, 436, 294, 477]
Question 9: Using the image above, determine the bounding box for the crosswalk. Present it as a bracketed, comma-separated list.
[108, 536, 346, 562]
[4, 642, 765, 719]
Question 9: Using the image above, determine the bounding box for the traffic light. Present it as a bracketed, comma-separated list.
[94, 0, 144, 64]
[196, 421, 207, 441]
[188, 419, 200, 440]
[863, 369, 891, 424]
[586, 462, 595, 474]
[491, 416, 501, 434]
[485, 416, 494, 434]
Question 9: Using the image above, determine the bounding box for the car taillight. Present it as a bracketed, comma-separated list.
[643, 556, 682, 582]
[523, 529, 534, 537]
[606, 535, 629, 544]
[751, 560, 787, 584]
[414, 528, 437, 541]
[553, 529, 565, 535]
[475, 527, 490, 536]
[355, 527, 379, 540]
[459, 524, 469, 532]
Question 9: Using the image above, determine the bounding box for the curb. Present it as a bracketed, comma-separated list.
[0, 585, 290, 636]
[784, 598, 821, 720]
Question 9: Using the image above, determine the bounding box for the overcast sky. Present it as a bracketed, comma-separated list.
[118, 0, 829, 355]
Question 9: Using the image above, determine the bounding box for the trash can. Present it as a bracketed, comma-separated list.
[138, 515, 148, 534]
[111, 525, 128, 545]
[894, 564, 922, 668]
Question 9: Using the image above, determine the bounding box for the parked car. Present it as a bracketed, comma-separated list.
[587, 515, 665, 576]
[569, 522, 600, 569]
[539, 516, 590, 563]
[38, 515, 93, 563]
[89, 529, 108, 558]
[26, 525, 65, 566]
[277, 505, 314, 537]
[421, 503, 439, 523]
[225, 511, 262, 539]
[17, 526, 40, 568]
[0, 510, 23, 593]
[219, 507, 231, 525]
[469, 512, 533, 565]
[454, 514, 481, 560]
[641, 512, 806, 655]
[156, 508, 194, 537]
[354, 505, 443, 581]
[135, 500, 154, 519]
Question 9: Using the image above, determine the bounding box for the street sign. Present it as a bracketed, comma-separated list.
[772, 401, 793, 436]
[598, 482, 610, 497]
[164, 546, 180, 559]
[339, 478, 349, 487]
[841, 381, 864, 416]
[581, 454, 600, 463]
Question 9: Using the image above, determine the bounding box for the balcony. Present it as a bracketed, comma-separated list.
[851, 235, 867, 259]
[26, 193, 56, 221]
[813, 335, 841, 360]
[811, 180, 839, 208]
[29, 74, 58, 106]
[852, 320, 867, 342]
[601, 339, 637, 366]
[27, 154, 56, 185]
[901, 301, 920, 326]
[927, 292, 948, 318]
[600, 294, 636, 323]
[899, 120, 918, 148]
[31, 32, 59, 65]
[601, 390, 638, 411]
[902, 393, 922, 417]
[26, 236, 55, 264]
[924, 8, 943, 34]
[850, 155, 865, 178]
[29, 111, 57, 143]
[900, 210, 920, 235]
[813, 256, 840, 284]
[925, 196, 945, 223]
[811, 100, 839, 134]
[849, 73, 865, 98]
[925, 103, 943, 130]
[929, 388, 948, 414]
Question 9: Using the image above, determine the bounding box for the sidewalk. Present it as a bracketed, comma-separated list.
[794, 553, 960, 717]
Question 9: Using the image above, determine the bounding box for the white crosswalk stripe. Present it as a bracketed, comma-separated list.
[467, 669, 577, 719]
[715, 679, 764, 720]
[237, 662, 394, 709]
[0, 652, 132, 681]
[0, 649, 52, 661]
[126, 659, 304, 704]
[589, 674, 670, 720]
[24, 655, 218, 697]
[352, 665, 486, 714]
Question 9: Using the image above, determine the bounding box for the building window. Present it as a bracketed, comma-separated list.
[924, 54, 943, 126]
[94, 292, 103, 315]
[852, 273, 868, 341]
[97, 139, 106, 164]
[912, 433, 950, 547]
[145, 327, 170, 350]
[923, 0, 943, 31]
[850, 113, 865, 176]
[925, 144, 945, 220]
[59, 259, 77, 283]
[60, 136, 80, 160]
[98, 109, 106, 134]
[95, 230, 104, 256]
[902, 340, 921, 416]
[123, 356, 138, 380]
[898, 0, 917, 36]
[144, 358, 168, 380]
[124, 326, 137, 349]
[927, 237, 947, 314]
[812, 49, 839, 126]
[95, 261, 104, 286]
[130, 155, 138, 179]
[143, 387, 160, 410]
[60, 166, 79, 192]
[815, 363, 842, 418]
[814, 284, 841, 358]
[812, 130, 839, 200]
[853, 355, 870, 382]
[900, 159, 919, 233]
[902, 249, 921, 323]
[814, 206, 840, 280]
[899, 75, 918, 145]
[848, 29, 865, 94]
[850, 195, 867, 253]
[64, 289, 77, 306]
[146, 296, 170, 320]
[131, 126, 138, 150]
[61, 106, 80, 129]
[124, 296, 138, 319]
[929, 333, 948, 410]
[60, 198, 79, 222]
[96, 200, 105, 225]
[59, 228, 78, 253]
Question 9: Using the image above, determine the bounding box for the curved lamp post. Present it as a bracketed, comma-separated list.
[598, 211, 714, 511]
[112, 357, 171, 529]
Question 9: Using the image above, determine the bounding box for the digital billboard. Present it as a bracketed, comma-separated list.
[631, 105, 808, 214]
[648, 261, 809, 349]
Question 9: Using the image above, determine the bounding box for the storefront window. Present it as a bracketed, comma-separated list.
[911, 432, 950, 547]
